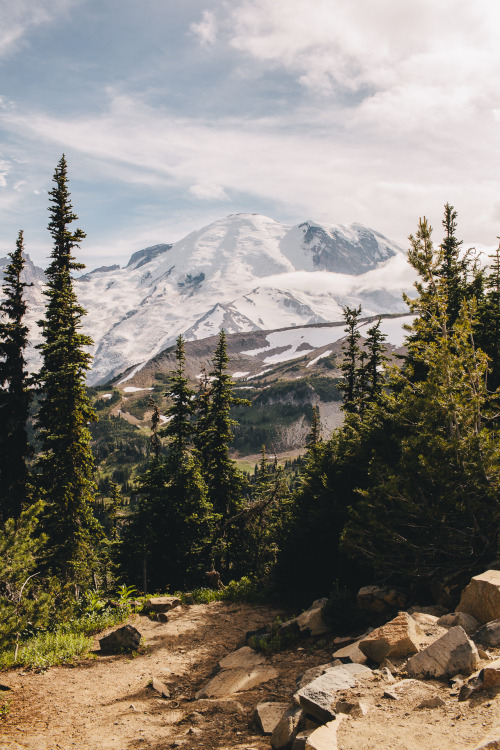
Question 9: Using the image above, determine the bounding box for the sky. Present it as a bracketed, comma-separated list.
[1, 0, 500, 270]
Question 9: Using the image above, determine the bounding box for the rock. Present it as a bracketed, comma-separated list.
[157, 613, 169, 623]
[407, 626, 479, 679]
[218, 647, 265, 671]
[296, 666, 357, 723]
[358, 612, 422, 663]
[277, 618, 301, 642]
[195, 666, 278, 698]
[457, 570, 500, 624]
[473, 619, 500, 648]
[378, 667, 395, 683]
[411, 612, 439, 627]
[152, 677, 170, 698]
[338, 662, 372, 679]
[383, 690, 399, 700]
[335, 698, 371, 717]
[331, 641, 367, 665]
[254, 702, 289, 735]
[143, 596, 181, 613]
[473, 736, 500, 749]
[437, 612, 480, 635]
[293, 731, 314, 750]
[270, 704, 304, 750]
[296, 607, 330, 637]
[296, 663, 337, 690]
[417, 695, 446, 709]
[481, 658, 500, 688]
[407, 605, 448, 617]
[357, 585, 405, 615]
[304, 716, 346, 749]
[99, 624, 141, 654]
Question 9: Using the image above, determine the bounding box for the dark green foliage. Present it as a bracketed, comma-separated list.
[36, 156, 102, 585]
[0, 501, 52, 650]
[0, 231, 33, 522]
[162, 335, 194, 461]
[339, 305, 362, 412]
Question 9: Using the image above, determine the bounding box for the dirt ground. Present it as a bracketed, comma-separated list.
[0, 602, 499, 750]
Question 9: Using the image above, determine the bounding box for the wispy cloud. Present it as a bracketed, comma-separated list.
[0, 0, 79, 58]
[189, 10, 218, 46]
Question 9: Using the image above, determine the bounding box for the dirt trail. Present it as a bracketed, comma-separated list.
[1, 602, 500, 750]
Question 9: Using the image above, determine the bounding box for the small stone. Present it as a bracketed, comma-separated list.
[383, 690, 399, 700]
[157, 613, 169, 623]
[437, 612, 480, 635]
[152, 677, 170, 698]
[331, 641, 367, 665]
[473, 620, 500, 648]
[417, 696, 446, 709]
[254, 702, 289, 735]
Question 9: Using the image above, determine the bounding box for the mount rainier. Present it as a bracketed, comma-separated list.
[1, 213, 414, 384]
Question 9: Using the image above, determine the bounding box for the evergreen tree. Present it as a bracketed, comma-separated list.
[339, 305, 362, 412]
[36, 155, 101, 586]
[0, 231, 32, 523]
[364, 317, 388, 402]
[478, 240, 500, 391]
[162, 335, 194, 461]
[305, 405, 321, 449]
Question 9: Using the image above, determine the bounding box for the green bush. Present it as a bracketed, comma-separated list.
[0, 630, 93, 670]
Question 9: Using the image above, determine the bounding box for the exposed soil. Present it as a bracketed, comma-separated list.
[1, 602, 499, 750]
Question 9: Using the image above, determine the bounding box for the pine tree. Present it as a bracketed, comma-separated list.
[0, 231, 32, 523]
[339, 305, 362, 412]
[438, 203, 464, 326]
[364, 317, 388, 402]
[36, 155, 101, 586]
[162, 335, 194, 462]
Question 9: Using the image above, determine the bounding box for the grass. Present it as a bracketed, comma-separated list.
[0, 630, 93, 671]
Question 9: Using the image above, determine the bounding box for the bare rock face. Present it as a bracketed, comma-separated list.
[473, 619, 500, 648]
[437, 611, 480, 635]
[99, 624, 141, 654]
[407, 626, 479, 679]
[358, 612, 422, 663]
[457, 570, 500, 624]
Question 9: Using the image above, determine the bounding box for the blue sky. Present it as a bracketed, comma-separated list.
[1, 0, 500, 269]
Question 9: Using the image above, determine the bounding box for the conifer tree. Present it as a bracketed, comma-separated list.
[364, 317, 388, 401]
[339, 305, 362, 412]
[0, 231, 32, 523]
[162, 335, 194, 461]
[36, 155, 101, 586]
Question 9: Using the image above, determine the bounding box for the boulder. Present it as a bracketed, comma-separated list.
[358, 612, 422, 663]
[271, 704, 304, 750]
[437, 611, 480, 635]
[457, 570, 500, 624]
[195, 666, 278, 699]
[99, 624, 141, 654]
[143, 596, 181, 613]
[357, 585, 405, 615]
[407, 626, 479, 679]
[296, 606, 330, 637]
[304, 716, 346, 749]
[218, 646, 265, 671]
[296, 666, 357, 723]
[473, 619, 500, 648]
[254, 702, 290, 735]
[331, 641, 367, 665]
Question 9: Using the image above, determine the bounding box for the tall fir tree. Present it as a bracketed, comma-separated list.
[0, 231, 33, 523]
[36, 155, 101, 586]
[339, 305, 362, 412]
[364, 317, 388, 402]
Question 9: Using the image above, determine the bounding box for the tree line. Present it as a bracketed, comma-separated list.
[1, 156, 499, 644]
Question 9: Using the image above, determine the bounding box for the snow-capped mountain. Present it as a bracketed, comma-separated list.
[1, 214, 414, 384]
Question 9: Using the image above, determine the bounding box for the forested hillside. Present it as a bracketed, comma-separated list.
[1, 160, 499, 672]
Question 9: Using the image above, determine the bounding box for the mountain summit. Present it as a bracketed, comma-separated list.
[1, 214, 413, 384]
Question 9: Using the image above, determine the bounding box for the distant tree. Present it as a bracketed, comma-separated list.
[36, 155, 102, 587]
[162, 335, 194, 460]
[0, 231, 33, 523]
[305, 405, 321, 449]
[363, 317, 388, 402]
[339, 305, 362, 412]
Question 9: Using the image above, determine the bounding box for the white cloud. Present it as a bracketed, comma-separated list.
[189, 10, 218, 46]
[189, 183, 229, 201]
[0, 0, 79, 58]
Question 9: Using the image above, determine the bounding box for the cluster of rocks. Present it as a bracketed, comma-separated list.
[98, 596, 181, 653]
[248, 569, 500, 749]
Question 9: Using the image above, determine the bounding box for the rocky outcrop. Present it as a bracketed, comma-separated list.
[457, 570, 500, 624]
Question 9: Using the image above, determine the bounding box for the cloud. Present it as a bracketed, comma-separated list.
[189, 10, 218, 46]
[189, 183, 229, 201]
[0, 0, 79, 58]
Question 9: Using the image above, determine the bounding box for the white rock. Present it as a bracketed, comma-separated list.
[407, 626, 479, 679]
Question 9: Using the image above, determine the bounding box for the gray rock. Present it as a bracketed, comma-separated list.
[473, 619, 500, 648]
[218, 646, 265, 671]
[457, 570, 500, 624]
[296, 667, 357, 723]
[195, 666, 278, 698]
[296, 663, 337, 690]
[296, 607, 330, 637]
[271, 704, 304, 750]
[407, 626, 479, 679]
[99, 624, 141, 654]
[331, 641, 367, 665]
[417, 695, 446, 709]
[254, 702, 289, 735]
[437, 612, 480, 635]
